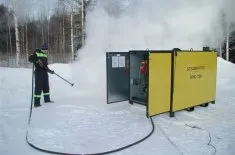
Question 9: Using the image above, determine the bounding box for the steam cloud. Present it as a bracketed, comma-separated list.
[71, 0, 235, 101]
[1, 0, 234, 101]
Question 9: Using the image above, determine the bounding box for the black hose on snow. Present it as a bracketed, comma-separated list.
[26, 64, 155, 155]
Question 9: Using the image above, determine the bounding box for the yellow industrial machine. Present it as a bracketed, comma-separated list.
[106, 48, 217, 117]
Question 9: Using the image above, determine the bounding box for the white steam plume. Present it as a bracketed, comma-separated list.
[71, 0, 233, 101]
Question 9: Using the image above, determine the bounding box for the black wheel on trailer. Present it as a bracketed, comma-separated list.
[186, 107, 194, 112]
[200, 103, 209, 107]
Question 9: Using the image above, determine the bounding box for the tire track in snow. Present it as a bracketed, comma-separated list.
[155, 123, 184, 155]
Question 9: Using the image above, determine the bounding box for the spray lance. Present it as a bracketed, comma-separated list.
[37, 59, 75, 87]
[53, 72, 75, 87]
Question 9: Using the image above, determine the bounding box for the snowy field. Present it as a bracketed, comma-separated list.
[0, 57, 235, 155]
[1, 0, 235, 154]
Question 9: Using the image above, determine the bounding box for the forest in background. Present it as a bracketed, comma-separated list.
[0, 0, 95, 67]
[0, 0, 234, 67]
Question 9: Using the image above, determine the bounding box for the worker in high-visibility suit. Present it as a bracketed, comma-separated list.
[28, 43, 55, 108]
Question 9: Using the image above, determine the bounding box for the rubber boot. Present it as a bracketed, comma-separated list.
[34, 98, 41, 108]
[44, 95, 54, 103]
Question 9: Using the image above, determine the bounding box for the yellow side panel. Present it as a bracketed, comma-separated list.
[173, 51, 217, 112]
[148, 53, 172, 117]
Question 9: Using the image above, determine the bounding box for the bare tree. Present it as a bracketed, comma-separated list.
[58, 0, 82, 62]
[81, 0, 85, 46]
[11, 0, 20, 67]
[70, 13, 74, 61]
[0, 0, 92, 67]
[7, 7, 13, 56]
[25, 17, 28, 63]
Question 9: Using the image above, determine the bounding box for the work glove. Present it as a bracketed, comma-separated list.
[48, 69, 55, 74]
[36, 59, 44, 67]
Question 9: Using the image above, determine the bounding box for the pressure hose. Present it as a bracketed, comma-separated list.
[25, 64, 155, 155]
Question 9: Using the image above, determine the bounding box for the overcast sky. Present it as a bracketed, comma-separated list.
[0, 0, 234, 28]
[0, 0, 57, 21]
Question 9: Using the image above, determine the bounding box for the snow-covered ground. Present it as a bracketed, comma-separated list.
[0, 57, 235, 155]
[1, 0, 235, 154]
